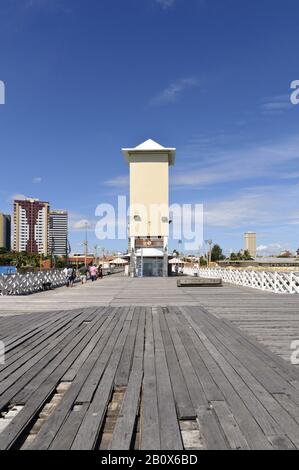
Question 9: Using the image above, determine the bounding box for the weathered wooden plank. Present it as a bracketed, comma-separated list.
[109, 308, 145, 449]
[159, 310, 195, 419]
[196, 405, 228, 450]
[211, 401, 250, 449]
[185, 311, 281, 436]
[27, 308, 130, 450]
[71, 314, 131, 450]
[163, 309, 207, 409]
[178, 308, 273, 449]
[114, 307, 139, 387]
[152, 308, 183, 450]
[49, 403, 90, 450]
[110, 369, 143, 450]
[76, 308, 131, 404]
[13, 309, 112, 405]
[191, 308, 299, 388]
[0, 311, 118, 449]
[0, 311, 90, 406]
[171, 308, 223, 402]
[140, 308, 160, 450]
[0, 309, 87, 382]
[186, 308, 299, 446]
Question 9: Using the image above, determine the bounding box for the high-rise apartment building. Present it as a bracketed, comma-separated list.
[0, 213, 11, 251]
[244, 232, 257, 258]
[49, 210, 68, 257]
[13, 198, 49, 255]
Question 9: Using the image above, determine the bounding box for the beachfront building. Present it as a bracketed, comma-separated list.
[13, 198, 49, 255]
[122, 139, 176, 277]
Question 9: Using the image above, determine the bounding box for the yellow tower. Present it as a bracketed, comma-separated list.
[122, 139, 176, 277]
[244, 232, 257, 258]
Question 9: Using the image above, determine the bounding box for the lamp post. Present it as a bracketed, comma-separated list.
[178, 239, 182, 256]
[198, 246, 201, 273]
[65, 239, 71, 267]
[51, 236, 55, 269]
[94, 244, 98, 265]
[83, 222, 88, 267]
[205, 239, 213, 268]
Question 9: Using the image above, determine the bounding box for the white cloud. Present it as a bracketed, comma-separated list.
[32, 176, 42, 184]
[260, 94, 293, 115]
[156, 0, 175, 9]
[104, 175, 129, 188]
[172, 134, 299, 187]
[10, 193, 27, 201]
[256, 243, 284, 255]
[72, 219, 92, 230]
[203, 183, 299, 229]
[204, 194, 268, 228]
[150, 78, 200, 105]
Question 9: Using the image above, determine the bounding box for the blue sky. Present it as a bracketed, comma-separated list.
[1, 0, 299, 255]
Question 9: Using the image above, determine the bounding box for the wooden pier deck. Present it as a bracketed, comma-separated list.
[0, 277, 299, 450]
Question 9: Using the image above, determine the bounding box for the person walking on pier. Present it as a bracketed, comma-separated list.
[98, 265, 103, 279]
[79, 265, 89, 284]
[65, 266, 74, 287]
[89, 264, 98, 282]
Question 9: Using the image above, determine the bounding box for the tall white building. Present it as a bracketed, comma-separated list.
[13, 198, 49, 255]
[49, 210, 68, 257]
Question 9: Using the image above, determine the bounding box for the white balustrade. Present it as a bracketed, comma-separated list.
[0, 270, 66, 296]
[0, 267, 124, 296]
[183, 267, 299, 294]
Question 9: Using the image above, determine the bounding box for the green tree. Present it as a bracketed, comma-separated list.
[242, 250, 252, 260]
[199, 256, 207, 266]
[211, 244, 225, 261]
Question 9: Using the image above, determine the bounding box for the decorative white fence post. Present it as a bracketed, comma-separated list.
[262, 271, 265, 291]
[289, 272, 294, 294]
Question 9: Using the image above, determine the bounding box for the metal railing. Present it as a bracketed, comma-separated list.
[183, 267, 299, 294]
[0, 267, 124, 296]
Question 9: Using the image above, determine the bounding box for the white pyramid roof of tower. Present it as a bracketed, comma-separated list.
[122, 138, 176, 165]
[134, 139, 167, 151]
